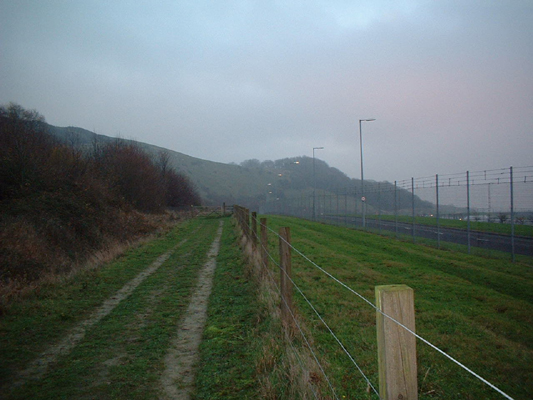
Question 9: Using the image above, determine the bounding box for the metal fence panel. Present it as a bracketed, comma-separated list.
[260, 166, 533, 261]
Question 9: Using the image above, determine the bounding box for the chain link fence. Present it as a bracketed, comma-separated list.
[261, 166, 533, 261]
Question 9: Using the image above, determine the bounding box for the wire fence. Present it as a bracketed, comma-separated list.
[233, 206, 519, 399]
[260, 166, 533, 261]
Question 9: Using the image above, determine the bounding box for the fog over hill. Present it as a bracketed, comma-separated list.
[48, 123, 436, 211]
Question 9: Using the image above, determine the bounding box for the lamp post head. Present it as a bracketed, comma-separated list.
[360, 118, 375, 122]
[313, 146, 324, 150]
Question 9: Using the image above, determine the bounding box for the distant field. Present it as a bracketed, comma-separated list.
[261, 215, 532, 399]
[361, 214, 533, 237]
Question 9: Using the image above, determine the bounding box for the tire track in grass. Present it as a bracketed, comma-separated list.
[160, 220, 224, 400]
[14, 236, 190, 388]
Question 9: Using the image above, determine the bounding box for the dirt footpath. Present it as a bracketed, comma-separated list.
[14, 238, 189, 388]
[160, 220, 224, 400]
[5, 219, 224, 399]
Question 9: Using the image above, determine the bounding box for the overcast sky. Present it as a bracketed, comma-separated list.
[1, 0, 532, 182]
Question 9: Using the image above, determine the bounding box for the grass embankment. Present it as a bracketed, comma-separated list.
[1, 218, 220, 399]
[261, 216, 532, 399]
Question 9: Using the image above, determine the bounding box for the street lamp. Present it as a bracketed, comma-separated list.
[313, 146, 324, 220]
[359, 118, 375, 228]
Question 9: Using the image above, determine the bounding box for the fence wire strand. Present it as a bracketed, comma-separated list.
[257, 245, 321, 400]
[258, 220, 381, 398]
[260, 248, 339, 400]
[246, 220, 338, 399]
[262, 218, 515, 400]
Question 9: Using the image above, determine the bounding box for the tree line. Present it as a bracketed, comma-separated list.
[0, 103, 201, 212]
[238, 157, 435, 212]
[0, 103, 201, 283]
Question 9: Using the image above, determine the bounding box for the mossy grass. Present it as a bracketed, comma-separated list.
[194, 219, 322, 399]
[262, 215, 532, 399]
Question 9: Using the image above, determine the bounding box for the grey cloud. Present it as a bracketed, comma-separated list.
[1, 1, 531, 182]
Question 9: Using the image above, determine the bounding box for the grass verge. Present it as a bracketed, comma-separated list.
[193, 220, 260, 399]
[262, 215, 532, 400]
[194, 219, 323, 399]
[362, 224, 533, 265]
[364, 214, 533, 237]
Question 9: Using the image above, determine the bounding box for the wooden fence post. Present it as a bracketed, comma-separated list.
[234, 205, 240, 228]
[244, 208, 250, 240]
[279, 227, 293, 328]
[235, 205, 244, 236]
[260, 218, 269, 275]
[376, 285, 418, 400]
[252, 212, 258, 252]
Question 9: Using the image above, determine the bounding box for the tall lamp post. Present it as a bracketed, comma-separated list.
[313, 146, 324, 220]
[359, 118, 375, 228]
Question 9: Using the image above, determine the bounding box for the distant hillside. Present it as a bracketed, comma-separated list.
[47, 125, 267, 206]
[48, 124, 438, 212]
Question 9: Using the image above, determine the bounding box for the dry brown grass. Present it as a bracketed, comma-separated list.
[0, 210, 188, 314]
[236, 221, 328, 399]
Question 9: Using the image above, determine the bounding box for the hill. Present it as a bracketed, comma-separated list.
[47, 125, 268, 207]
[47, 124, 437, 212]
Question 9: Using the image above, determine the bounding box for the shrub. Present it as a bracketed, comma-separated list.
[0, 103, 201, 287]
[164, 169, 202, 208]
[95, 141, 165, 212]
[0, 103, 53, 200]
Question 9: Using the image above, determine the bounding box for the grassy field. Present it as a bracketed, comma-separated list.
[362, 214, 533, 237]
[259, 215, 532, 399]
[2, 214, 531, 399]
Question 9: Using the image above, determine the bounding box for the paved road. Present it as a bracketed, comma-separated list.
[322, 216, 533, 256]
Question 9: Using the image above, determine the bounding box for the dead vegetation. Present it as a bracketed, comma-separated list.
[237, 222, 326, 399]
[0, 211, 185, 313]
[0, 103, 200, 313]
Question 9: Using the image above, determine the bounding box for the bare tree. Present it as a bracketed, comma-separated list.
[158, 150, 171, 178]
[0, 103, 53, 198]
